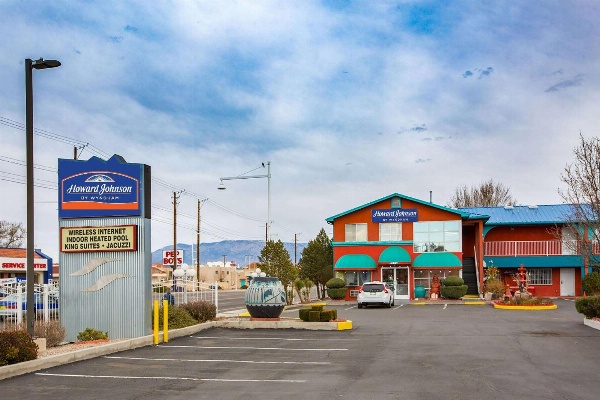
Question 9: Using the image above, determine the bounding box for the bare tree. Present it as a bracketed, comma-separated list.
[0, 220, 26, 247]
[448, 179, 517, 208]
[558, 134, 600, 272]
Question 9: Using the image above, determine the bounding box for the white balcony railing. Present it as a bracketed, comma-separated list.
[484, 240, 569, 256]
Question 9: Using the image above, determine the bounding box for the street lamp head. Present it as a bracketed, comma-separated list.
[218, 181, 226, 190]
[31, 58, 61, 70]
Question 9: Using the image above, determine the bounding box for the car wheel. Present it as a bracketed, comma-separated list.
[391, 298, 395, 306]
[386, 298, 392, 308]
[357, 303, 363, 309]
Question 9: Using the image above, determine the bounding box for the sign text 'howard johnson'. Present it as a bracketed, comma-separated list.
[372, 208, 418, 223]
[58, 155, 142, 218]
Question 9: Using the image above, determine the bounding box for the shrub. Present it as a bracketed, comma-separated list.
[582, 272, 600, 296]
[3, 320, 66, 348]
[320, 310, 335, 322]
[180, 301, 216, 323]
[485, 279, 506, 299]
[440, 285, 468, 299]
[327, 287, 347, 300]
[504, 296, 555, 306]
[241, 285, 248, 289]
[299, 308, 311, 321]
[77, 328, 108, 341]
[442, 276, 465, 286]
[308, 311, 320, 322]
[575, 295, 600, 319]
[326, 278, 346, 289]
[152, 305, 198, 330]
[0, 330, 38, 366]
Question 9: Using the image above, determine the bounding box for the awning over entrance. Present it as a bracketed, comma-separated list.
[413, 252, 462, 267]
[378, 247, 411, 264]
[334, 254, 377, 269]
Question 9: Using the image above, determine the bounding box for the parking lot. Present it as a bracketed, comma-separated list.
[0, 299, 599, 399]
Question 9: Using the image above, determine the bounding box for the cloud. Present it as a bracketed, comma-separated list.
[415, 158, 432, 163]
[545, 74, 583, 92]
[463, 67, 493, 79]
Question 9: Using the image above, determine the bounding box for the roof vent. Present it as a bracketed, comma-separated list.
[528, 205, 538, 209]
[504, 205, 514, 210]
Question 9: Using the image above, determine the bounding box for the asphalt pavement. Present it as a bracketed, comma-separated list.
[1, 299, 599, 400]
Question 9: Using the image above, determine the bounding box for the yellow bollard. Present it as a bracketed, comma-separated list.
[153, 300, 159, 345]
[163, 299, 169, 342]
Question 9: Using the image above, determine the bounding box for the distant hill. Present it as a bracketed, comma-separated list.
[152, 240, 307, 266]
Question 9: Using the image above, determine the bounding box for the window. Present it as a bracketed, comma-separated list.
[528, 268, 552, 285]
[379, 223, 402, 241]
[337, 270, 371, 286]
[414, 269, 459, 292]
[413, 221, 461, 253]
[345, 223, 367, 242]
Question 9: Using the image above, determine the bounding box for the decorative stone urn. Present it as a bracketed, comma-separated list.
[245, 276, 286, 319]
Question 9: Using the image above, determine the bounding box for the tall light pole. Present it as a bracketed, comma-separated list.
[218, 161, 271, 240]
[25, 57, 61, 337]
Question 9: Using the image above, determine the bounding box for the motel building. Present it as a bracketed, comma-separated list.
[0, 248, 53, 285]
[326, 193, 599, 301]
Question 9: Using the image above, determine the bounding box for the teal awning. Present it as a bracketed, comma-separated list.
[379, 247, 411, 264]
[413, 252, 462, 267]
[334, 254, 377, 270]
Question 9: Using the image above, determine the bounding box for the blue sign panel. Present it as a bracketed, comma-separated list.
[58, 155, 143, 218]
[372, 208, 418, 223]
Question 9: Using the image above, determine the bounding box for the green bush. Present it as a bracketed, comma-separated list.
[320, 310, 334, 322]
[299, 308, 311, 321]
[179, 301, 216, 323]
[241, 285, 248, 289]
[3, 320, 66, 347]
[0, 330, 38, 366]
[327, 287, 347, 300]
[153, 305, 198, 330]
[441, 285, 468, 299]
[77, 328, 108, 341]
[582, 272, 600, 296]
[326, 278, 346, 289]
[442, 276, 465, 286]
[308, 311, 320, 322]
[575, 296, 600, 319]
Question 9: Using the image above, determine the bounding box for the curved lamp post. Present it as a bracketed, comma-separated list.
[218, 162, 271, 240]
[173, 263, 196, 303]
[25, 57, 61, 337]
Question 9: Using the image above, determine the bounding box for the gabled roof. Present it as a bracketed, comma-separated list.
[326, 193, 483, 223]
[458, 204, 588, 225]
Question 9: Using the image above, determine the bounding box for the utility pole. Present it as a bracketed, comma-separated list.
[196, 198, 207, 280]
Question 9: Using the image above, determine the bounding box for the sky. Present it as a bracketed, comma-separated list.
[1, 0, 600, 262]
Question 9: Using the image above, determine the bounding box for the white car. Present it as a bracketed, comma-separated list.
[357, 281, 394, 308]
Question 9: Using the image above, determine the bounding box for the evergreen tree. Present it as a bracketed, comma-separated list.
[258, 240, 298, 304]
[299, 228, 333, 299]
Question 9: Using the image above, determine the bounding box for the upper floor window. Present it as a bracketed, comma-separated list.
[380, 223, 402, 241]
[345, 223, 367, 242]
[413, 221, 461, 253]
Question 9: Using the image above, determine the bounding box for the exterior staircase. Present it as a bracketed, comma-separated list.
[462, 257, 479, 295]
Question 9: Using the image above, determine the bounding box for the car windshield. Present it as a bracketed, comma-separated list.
[362, 284, 384, 292]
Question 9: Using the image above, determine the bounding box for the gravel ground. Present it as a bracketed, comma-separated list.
[41, 339, 127, 358]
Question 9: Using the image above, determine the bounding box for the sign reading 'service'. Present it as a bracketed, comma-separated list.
[58, 155, 147, 218]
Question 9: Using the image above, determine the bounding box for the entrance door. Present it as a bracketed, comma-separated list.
[381, 267, 410, 300]
[560, 268, 575, 296]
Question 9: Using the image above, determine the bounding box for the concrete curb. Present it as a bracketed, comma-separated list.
[583, 317, 600, 331]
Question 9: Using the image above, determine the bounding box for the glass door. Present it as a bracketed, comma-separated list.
[381, 267, 410, 300]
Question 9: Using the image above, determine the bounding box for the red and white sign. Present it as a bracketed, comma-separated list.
[162, 250, 184, 266]
[0, 257, 49, 271]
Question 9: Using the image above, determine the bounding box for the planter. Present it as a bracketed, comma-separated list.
[484, 292, 493, 301]
[414, 285, 426, 299]
[492, 301, 557, 310]
[245, 277, 286, 319]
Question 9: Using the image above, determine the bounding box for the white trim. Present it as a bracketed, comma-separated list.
[583, 317, 600, 331]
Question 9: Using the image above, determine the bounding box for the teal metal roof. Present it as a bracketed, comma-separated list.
[326, 193, 479, 223]
[459, 204, 587, 225]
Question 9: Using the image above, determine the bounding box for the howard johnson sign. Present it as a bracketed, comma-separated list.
[58, 154, 149, 218]
[372, 208, 418, 223]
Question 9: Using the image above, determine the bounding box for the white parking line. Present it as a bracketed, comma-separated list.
[36, 372, 306, 383]
[345, 305, 357, 310]
[191, 336, 359, 341]
[160, 345, 347, 351]
[394, 304, 404, 309]
[443, 304, 447, 310]
[104, 356, 330, 365]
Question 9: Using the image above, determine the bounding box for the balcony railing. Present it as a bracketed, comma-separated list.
[484, 240, 571, 256]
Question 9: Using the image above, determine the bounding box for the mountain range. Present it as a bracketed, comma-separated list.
[151, 240, 307, 267]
